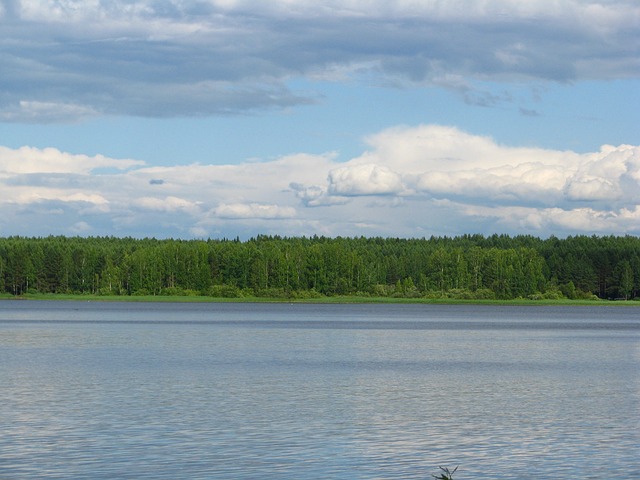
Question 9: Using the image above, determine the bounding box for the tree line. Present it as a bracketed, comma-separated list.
[0, 234, 638, 300]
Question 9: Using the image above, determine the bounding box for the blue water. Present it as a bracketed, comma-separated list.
[1, 301, 639, 479]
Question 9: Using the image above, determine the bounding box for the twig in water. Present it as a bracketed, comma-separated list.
[432, 466, 458, 480]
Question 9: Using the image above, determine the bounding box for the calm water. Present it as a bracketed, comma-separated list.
[1, 301, 639, 479]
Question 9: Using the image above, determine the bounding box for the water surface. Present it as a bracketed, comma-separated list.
[1, 301, 639, 479]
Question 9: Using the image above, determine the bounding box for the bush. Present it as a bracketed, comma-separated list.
[254, 287, 289, 298]
[162, 287, 186, 296]
[290, 289, 324, 299]
[444, 288, 474, 299]
[372, 284, 394, 297]
[540, 287, 564, 300]
[207, 284, 244, 298]
[472, 288, 496, 299]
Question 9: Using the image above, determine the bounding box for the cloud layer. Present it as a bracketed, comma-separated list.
[2, 125, 639, 238]
[1, 0, 638, 122]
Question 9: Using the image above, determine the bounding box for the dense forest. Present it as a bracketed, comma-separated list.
[0, 234, 638, 300]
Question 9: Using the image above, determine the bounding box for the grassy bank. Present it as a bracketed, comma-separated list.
[4, 292, 639, 306]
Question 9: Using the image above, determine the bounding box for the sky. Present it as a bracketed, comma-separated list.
[1, 0, 639, 240]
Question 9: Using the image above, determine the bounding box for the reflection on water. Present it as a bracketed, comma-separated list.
[1, 301, 639, 479]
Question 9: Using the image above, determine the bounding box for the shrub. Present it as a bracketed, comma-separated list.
[208, 284, 244, 298]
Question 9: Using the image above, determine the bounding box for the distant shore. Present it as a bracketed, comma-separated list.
[3, 293, 639, 306]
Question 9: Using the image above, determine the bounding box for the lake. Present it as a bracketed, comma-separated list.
[1, 301, 639, 479]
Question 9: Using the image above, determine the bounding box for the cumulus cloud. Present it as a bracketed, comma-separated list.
[291, 124, 640, 236]
[1, 0, 638, 121]
[563, 144, 640, 206]
[0, 146, 144, 174]
[214, 203, 296, 219]
[328, 164, 404, 196]
[70, 221, 92, 233]
[134, 196, 201, 214]
[290, 182, 347, 207]
[1, 125, 639, 238]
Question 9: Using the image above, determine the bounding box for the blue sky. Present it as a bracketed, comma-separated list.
[1, 0, 639, 239]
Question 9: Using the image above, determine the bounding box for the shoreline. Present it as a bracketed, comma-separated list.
[2, 293, 639, 306]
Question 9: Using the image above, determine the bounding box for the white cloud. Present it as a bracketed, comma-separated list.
[564, 177, 619, 202]
[290, 124, 640, 235]
[414, 162, 569, 206]
[71, 221, 92, 233]
[134, 196, 201, 214]
[214, 203, 296, 219]
[0, 146, 144, 174]
[0, 186, 109, 208]
[290, 182, 347, 207]
[1, 125, 639, 238]
[563, 143, 640, 205]
[62, 193, 109, 205]
[328, 164, 404, 196]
